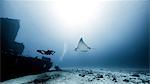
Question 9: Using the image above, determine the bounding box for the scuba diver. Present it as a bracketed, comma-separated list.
[37, 49, 55, 55]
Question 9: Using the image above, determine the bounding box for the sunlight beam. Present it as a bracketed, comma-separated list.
[52, 0, 99, 27]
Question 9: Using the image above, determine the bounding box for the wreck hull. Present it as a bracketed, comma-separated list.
[0, 18, 53, 81]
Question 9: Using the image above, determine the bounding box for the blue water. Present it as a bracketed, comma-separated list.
[1, 0, 149, 69]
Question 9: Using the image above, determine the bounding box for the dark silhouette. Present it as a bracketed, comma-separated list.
[0, 18, 53, 81]
[54, 66, 62, 71]
[37, 49, 55, 55]
[75, 38, 91, 52]
[1, 18, 24, 55]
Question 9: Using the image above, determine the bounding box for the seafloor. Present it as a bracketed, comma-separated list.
[2, 68, 150, 84]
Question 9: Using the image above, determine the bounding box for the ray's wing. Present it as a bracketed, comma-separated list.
[75, 38, 91, 52]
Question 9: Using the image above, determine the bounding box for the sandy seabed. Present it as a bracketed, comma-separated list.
[2, 68, 150, 84]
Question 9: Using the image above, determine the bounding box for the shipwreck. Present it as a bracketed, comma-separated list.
[0, 18, 53, 81]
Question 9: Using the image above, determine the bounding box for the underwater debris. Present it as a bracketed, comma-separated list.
[112, 77, 117, 82]
[123, 79, 129, 82]
[75, 38, 91, 52]
[95, 74, 103, 78]
[54, 66, 62, 71]
[141, 79, 150, 83]
[87, 78, 93, 82]
[79, 74, 85, 77]
[131, 74, 140, 77]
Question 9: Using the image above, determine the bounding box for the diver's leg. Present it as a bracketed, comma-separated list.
[52, 52, 55, 55]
